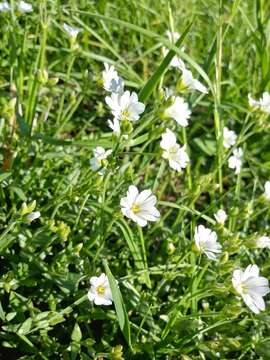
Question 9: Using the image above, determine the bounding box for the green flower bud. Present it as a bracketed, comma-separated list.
[37, 69, 48, 85]
[167, 242, 176, 255]
[110, 345, 124, 360]
[220, 251, 229, 264]
[48, 77, 59, 86]
[20, 200, 36, 216]
[121, 119, 133, 135]
[176, 78, 188, 93]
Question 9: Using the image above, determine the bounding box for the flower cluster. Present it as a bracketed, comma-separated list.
[86, 45, 270, 318]
[248, 92, 270, 114]
[103, 64, 145, 136]
[0, 1, 33, 13]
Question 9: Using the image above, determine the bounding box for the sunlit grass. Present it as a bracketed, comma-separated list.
[0, 1, 270, 359]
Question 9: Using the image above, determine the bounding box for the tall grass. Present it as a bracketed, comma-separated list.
[0, 0, 270, 359]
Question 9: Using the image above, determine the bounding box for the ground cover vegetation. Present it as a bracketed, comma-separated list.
[1, 0, 270, 359]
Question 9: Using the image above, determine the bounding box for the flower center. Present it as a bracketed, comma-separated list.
[240, 282, 249, 294]
[177, 78, 189, 92]
[96, 285, 105, 295]
[97, 78, 104, 87]
[121, 108, 130, 120]
[131, 203, 141, 214]
[169, 146, 178, 155]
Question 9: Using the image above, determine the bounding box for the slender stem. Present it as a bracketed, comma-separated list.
[214, 0, 223, 195]
[138, 226, 151, 288]
[0, 220, 17, 243]
[153, 160, 166, 192]
[182, 127, 192, 190]
[28, 21, 48, 132]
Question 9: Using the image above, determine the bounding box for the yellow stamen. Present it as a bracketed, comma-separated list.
[131, 203, 140, 214]
[169, 146, 178, 155]
[96, 285, 105, 295]
[121, 108, 130, 120]
[240, 283, 248, 294]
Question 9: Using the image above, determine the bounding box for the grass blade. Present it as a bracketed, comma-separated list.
[138, 20, 193, 102]
[103, 260, 132, 348]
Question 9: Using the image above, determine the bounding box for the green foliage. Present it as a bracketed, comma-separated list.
[0, 0, 270, 359]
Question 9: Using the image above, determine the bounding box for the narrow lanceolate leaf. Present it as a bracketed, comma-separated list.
[103, 261, 132, 348]
[116, 219, 145, 271]
[138, 20, 194, 102]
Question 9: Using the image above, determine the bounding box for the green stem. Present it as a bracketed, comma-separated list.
[182, 127, 192, 190]
[153, 160, 166, 192]
[0, 220, 17, 243]
[138, 226, 151, 288]
[27, 21, 48, 131]
[214, 0, 223, 195]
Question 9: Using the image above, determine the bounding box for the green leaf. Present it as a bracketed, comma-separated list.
[139, 20, 194, 102]
[116, 220, 145, 271]
[193, 137, 217, 156]
[71, 322, 82, 342]
[0, 301, 6, 321]
[18, 318, 32, 335]
[125, 133, 149, 147]
[32, 133, 112, 148]
[103, 260, 132, 348]
[0, 234, 14, 254]
[10, 186, 27, 201]
[16, 113, 31, 137]
[158, 200, 216, 225]
[0, 172, 11, 183]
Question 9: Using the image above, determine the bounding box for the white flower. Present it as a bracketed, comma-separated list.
[88, 273, 113, 306]
[165, 30, 180, 43]
[259, 92, 270, 113]
[162, 30, 186, 68]
[120, 185, 160, 227]
[228, 148, 243, 174]
[105, 91, 145, 122]
[0, 1, 10, 11]
[223, 127, 237, 149]
[170, 55, 185, 68]
[194, 225, 222, 260]
[108, 118, 120, 136]
[90, 146, 112, 175]
[160, 128, 189, 172]
[180, 67, 208, 94]
[102, 63, 124, 94]
[248, 92, 270, 114]
[162, 48, 184, 68]
[232, 264, 270, 314]
[164, 96, 191, 127]
[164, 87, 174, 100]
[264, 181, 270, 201]
[26, 211, 41, 222]
[63, 23, 82, 40]
[256, 236, 270, 249]
[248, 94, 260, 109]
[214, 209, 227, 225]
[18, 1, 33, 12]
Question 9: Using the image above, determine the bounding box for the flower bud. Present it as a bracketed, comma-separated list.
[37, 69, 48, 85]
[167, 242, 176, 255]
[110, 345, 124, 360]
[21, 200, 36, 216]
[176, 77, 188, 93]
[220, 251, 229, 264]
[48, 77, 59, 86]
[121, 120, 133, 135]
